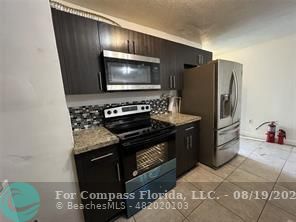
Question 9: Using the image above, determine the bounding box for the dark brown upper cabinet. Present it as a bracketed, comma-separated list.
[52, 9, 212, 94]
[98, 22, 161, 58]
[98, 22, 130, 53]
[51, 9, 103, 95]
[177, 45, 212, 68]
[160, 41, 185, 90]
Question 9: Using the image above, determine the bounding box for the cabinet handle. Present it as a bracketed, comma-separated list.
[185, 126, 195, 131]
[98, 72, 103, 91]
[169, 76, 173, 89]
[190, 135, 193, 148]
[116, 162, 121, 182]
[198, 55, 204, 65]
[185, 136, 189, 150]
[127, 40, 130, 53]
[132, 41, 136, 54]
[90, 152, 113, 162]
[173, 76, 176, 89]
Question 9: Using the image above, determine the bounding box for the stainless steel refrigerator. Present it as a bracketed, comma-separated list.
[181, 60, 242, 168]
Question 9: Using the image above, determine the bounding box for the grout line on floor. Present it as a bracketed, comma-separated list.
[182, 147, 252, 221]
[255, 145, 293, 222]
[213, 198, 247, 222]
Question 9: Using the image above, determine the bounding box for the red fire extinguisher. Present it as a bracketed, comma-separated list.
[256, 121, 277, 143]
[277, 129, 286, 145]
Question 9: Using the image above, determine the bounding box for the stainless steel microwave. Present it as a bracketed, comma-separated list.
[102, 50, 161, 91]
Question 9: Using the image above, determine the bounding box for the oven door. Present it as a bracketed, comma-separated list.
[103, 50, 161, 91]
[120, 130, 176, 181]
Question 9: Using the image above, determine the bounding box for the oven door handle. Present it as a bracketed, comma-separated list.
[121, 130, 176, 149]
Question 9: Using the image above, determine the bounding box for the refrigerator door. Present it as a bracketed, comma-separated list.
[231, 63, 243, 124]
[216, 60, 242, 129]
[214, 137, 239, 167]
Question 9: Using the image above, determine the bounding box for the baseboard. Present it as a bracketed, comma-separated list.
[240, 130, 296, 147]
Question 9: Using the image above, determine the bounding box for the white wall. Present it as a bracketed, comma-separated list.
[1, 0, 82, 221]
[214, 34, 296, 145]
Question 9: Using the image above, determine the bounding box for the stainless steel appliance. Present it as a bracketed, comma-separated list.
[103, 104, 176, 217]
[181, 60, 242, 167]
[102, 50, 161, 91]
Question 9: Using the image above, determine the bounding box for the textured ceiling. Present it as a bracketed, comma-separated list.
[64, 0, 296, 52]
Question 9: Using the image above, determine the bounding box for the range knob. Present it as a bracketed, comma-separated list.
[107, 110, 112, 115]
[146, 106, 149, 110]
[113, 109, 118, 114]
[141, 106, 145, 110]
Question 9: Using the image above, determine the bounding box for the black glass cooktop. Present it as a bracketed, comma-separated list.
[104, 117, 174, 141]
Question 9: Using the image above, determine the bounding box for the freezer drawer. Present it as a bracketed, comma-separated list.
[216, 122, 240, 146]
[213, 137, 239, 167]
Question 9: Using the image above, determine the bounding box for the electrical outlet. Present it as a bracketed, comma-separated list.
[249, 119, 253, 124]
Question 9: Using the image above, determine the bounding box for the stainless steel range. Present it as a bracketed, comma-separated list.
[103, 104, 176, 217]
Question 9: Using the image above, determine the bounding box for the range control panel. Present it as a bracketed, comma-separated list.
[104, 104, 151, 118]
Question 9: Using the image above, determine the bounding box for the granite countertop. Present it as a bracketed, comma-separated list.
[73, 127, 119, 155]
[152, 112, 201, 126]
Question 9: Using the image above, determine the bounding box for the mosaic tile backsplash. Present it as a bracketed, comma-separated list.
[69, 98, 169, 131]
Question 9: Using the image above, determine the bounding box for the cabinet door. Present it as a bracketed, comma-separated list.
[145, 35, 161, 57]
[51, 9, 102, 94]
[184, 123, 198, 168]
[195, 49, 213, 66]
[178, 45, 197, 66]
[99, 22, 130, 53]
[51, 9, 70, 94]
[125, 30, 161, 57]
[129, 30, 145, 55]
[203, 51, 213, 65]
[176, 122, 199, 177]
[160, 39, 169, 90]
[75, 145, 123, 222]
[160, 40, 177, 90]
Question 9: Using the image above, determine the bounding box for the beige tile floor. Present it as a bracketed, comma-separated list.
[116, 138, 296, 222]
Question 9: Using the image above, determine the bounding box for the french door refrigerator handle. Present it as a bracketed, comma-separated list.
[232, 70, 239, 118]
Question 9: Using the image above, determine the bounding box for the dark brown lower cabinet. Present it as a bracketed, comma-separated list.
[75, 145, 123, 222]
[176, 121, 200, 177]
